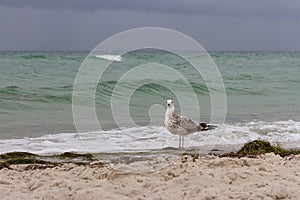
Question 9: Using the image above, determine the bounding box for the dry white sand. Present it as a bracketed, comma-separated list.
[1, 153, 300, 200]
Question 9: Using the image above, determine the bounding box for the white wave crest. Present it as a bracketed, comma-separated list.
[94, 54, 122, 62]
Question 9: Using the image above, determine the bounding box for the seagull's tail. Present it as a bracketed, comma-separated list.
[199, 123, 217, 131]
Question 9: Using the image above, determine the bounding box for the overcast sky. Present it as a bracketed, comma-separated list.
[1, 0, 300, 51]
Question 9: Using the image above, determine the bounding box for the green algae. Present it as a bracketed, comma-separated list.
[0, 152, 36, 160]
[0, 152, 96, 167]
[58, 152, 94, 160]
[237, 140, 300, 157]
[4, 158, 52, 165]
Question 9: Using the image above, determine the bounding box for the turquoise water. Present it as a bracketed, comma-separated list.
[0, 51, 299, 153]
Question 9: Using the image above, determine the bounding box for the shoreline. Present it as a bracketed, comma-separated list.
[1, 140, 299, 167]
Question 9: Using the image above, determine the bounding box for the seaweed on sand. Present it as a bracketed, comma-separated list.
[0, 152, 36, 160]
[237, 140, 300, 157]
[0, 152, 53, 166]
[0, 152, 96, 168]
[213, 140, 300, 158]
[58, 152, 94, 160]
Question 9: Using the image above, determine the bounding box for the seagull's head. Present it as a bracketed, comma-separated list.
[166, 99, 175, 110]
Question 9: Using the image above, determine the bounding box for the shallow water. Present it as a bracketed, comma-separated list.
[0, 51, 299, 154]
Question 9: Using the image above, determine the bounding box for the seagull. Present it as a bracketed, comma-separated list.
[164, 99, 215, 148]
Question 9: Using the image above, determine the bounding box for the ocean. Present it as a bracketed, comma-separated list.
[0, 51, 299, 154]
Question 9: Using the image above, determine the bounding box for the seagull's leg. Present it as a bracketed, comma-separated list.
[178, 135, 181, 148]
[182, 136, 184, 148]
[180, 135, 182, 148]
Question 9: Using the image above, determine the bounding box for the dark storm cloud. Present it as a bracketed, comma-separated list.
[1, 1, 300, 51]
[1, 0, 300, 18]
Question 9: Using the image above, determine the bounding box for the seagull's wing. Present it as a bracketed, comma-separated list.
[179, 116, 199, 134]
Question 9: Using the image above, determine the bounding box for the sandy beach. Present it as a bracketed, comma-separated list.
[0, 153, 299, 200]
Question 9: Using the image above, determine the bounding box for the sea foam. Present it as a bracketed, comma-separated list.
[0, 120, 299, 155]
